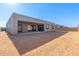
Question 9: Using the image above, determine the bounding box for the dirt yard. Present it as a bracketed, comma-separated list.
[0, 31, 79, 56]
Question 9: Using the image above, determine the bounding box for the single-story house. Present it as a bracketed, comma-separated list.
[6, 13, 57, 35]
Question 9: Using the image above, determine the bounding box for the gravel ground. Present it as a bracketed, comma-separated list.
[0, 31, 19, 56]
[0, 31, 79, 56]
[24, 31, 79, 56]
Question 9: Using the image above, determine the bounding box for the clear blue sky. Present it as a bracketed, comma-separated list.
[0, 3, 79, 27]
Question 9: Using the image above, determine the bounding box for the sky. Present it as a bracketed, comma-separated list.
[0, 3, 79, 27]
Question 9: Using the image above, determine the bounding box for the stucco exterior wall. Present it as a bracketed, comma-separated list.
[22, 24, 27, 32]
[6, 13, 18, 35]
[44, 24, 53, 31]
[15, 13, 54, 32]
[16, 13, 48, 24]
[6, 13, 55, 35]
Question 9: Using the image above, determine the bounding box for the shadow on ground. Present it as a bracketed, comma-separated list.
[7, 31, 68, 55]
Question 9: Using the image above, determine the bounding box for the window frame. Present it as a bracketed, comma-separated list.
[46, 24, 49, 29]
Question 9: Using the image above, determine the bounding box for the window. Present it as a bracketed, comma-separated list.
[27, 25, 32, 31]
[31, 25, 36, 31]
[52, 25, 55, 29]
[46, 24, 49, 29]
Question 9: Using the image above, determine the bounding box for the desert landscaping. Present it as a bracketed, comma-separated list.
[0, 29, 79, 56]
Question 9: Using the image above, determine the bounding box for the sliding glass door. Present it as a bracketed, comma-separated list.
[18, 24, 22, 32]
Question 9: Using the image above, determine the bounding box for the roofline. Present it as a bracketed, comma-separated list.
[12, 12, 68, 27]
[12, 12, 55, 24]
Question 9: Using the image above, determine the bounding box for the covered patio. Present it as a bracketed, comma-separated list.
[18, 21, 44, 33]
